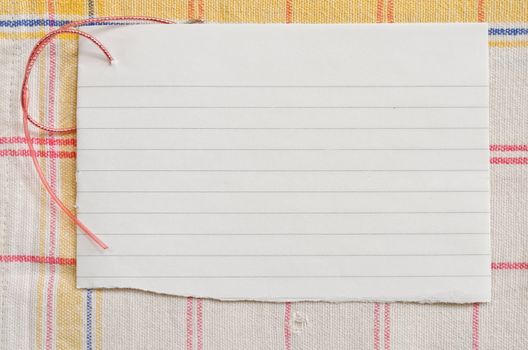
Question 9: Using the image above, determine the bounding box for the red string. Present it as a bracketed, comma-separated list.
[21, 16, 174, 249]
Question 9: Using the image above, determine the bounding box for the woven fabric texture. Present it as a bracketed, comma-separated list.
[1, 1, 527, 349]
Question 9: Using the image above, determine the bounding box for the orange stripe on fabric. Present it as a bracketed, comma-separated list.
[387, 0, 394, 23]
[188, 0, 195, 20]
[376, 0, 384, 23]
[286, 0, 293, 23]
[477, 0, 485, 22]
[198, 0, 204, 21]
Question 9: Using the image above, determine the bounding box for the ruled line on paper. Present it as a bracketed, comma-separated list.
[78, 254, 490, 257]
[78, 84, 489, 88]
[77, 169, 490, 172]
[77, 190, 488, 193]
[78, 106, 488, 109]
[78, 233, 490, 236]
[77, 128, 488, 130]
[78, 275, 492, 279]
[77, 211, 490, 214]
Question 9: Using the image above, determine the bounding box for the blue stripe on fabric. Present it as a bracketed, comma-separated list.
[0, 19, 128, 28]
[488, 28, 528, 36]
[0, 19, 526, 36]
[0, 19, 70, 27]
[86, 289, 93, 350]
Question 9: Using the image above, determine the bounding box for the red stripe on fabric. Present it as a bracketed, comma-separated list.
[490, 157, 528, 164]
[490, 145, 528, 152]
[286, 0, 293, 23]
[386, 0, 394, 23]
[0, 149, 76, 159]
[472, 303, 480, 350]
[376, 0, 384, 23]
[384, 304, 391, 350]
[477, 0, 485, 22]
[196, 299, 203, 350]
[0, 255, 75, 265]
[186, 297, 194, 350]
[374, 303, 381, 350]
[492, 262, 528, 270]
[0, 136, 76, 146]
[284, 302, 292, 350]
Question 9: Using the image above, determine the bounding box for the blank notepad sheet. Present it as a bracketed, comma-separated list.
[76, 23, 490, 302]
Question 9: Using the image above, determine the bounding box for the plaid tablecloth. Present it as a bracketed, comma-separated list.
[1, 1, 527, 349]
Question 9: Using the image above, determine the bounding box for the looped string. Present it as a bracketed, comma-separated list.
[21, 16, 175, 249]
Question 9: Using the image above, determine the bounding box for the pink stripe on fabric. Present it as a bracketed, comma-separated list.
[196, 299, 203, 350]
[0, 255, 75, 265]
[490, 157, 528, 164]
[0, 136, 76, 146]
[284, 302, 292, 350]
[374, 303, 381, 350]
[492, 262, 528, 270]
[490, 145, 528, 152]
[186, 297, 194, 350]
[0, 149, 76, 158]
[384, 304, 391, 350]
[45, 2, 58, 349]
[472, 303, 480, 350]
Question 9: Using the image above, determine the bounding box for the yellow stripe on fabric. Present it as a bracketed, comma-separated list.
[56, 265, 83, 350]
[96, 290, 104, 350]
[486, 0, 528, 22]
[0, 0, 90, 15]
[489, 40, 528, 47]
[291, 0, 380, 23]
[204, 0, 287, 23]
[0, 0, 47, 14]
[55, 1, 88, 16]
[392, 0, 482, 22]
[55, 29, 85, 350]
[94, 0, 187, 18]
[0, 32, 79, 40]
[35, 48, 49, 350]
[0, 0, 527, 22]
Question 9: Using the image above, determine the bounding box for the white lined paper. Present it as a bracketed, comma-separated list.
[76, 23, 490, 302]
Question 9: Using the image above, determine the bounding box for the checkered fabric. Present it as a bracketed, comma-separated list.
[1, 1, 527, 349]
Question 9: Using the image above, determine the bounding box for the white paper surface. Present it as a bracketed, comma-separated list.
[76, 23, 490, 302]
